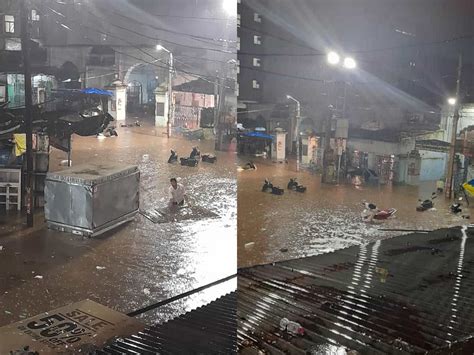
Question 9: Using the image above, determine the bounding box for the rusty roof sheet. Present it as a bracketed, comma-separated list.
[98, 292, 237, 354]
[238, 227, 474, 354]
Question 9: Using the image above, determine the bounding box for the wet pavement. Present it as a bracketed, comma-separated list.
[238, 157, 471, 268]
[0, 119, 237, 327]
[238, 226, 474, 354]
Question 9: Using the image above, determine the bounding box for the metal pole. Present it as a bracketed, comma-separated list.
[445, 54, 463, 199]
[166, 52, 173, 138]
[295, 101, 300, 172]
[21, 0, 34, 227]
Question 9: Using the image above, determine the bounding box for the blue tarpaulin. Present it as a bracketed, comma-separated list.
[80, 88, 113, 96]
[243, 131, 273, 140]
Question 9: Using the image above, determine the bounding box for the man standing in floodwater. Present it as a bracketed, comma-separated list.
[169, 178, 186, 207]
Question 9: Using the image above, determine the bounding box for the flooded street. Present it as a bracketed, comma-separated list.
[238, 157, 470, 268]
[0, 120, 236, 327]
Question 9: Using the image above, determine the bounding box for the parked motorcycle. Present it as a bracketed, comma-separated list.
[262, 179, 284, 195]
[241, 162, 257, 170]
[202, 154, 217, 163]
[287, 178, 306, 193]
[361, 202, 397, 222]
[180, 157, 199, 167]
[168, 149, 178, 164]
[416, 192, 437, 212]
[451, 197, 463, 214]
[190, 147, 201, 160]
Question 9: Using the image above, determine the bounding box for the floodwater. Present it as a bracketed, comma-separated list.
[238, 156, 471, 268]
[0, 120, 237, 327]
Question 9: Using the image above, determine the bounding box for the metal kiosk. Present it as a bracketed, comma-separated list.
[45, 163, 139, 237]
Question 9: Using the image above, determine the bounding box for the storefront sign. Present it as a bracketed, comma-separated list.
[0, 300, 144, 354]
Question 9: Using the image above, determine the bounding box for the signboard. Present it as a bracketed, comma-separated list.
[0, 300, 144, 354]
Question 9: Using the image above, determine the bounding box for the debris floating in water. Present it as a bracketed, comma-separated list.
[34, 275, 43, 279]
[245, 242, 255, 249]
[96, 266, 106, 270]
[143, 288, 151, 295]
[0, 246, 3, 251]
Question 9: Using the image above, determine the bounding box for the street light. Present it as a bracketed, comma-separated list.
[222, 0, 236, 16]
[287, 95, 301, 172]
[343, 57, 357, 69]
[448, 97, 457, 106]
[157, 44, 174, 138]
[327, 51, 340, 65]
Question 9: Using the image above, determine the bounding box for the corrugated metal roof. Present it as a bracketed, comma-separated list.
[98, 292, 237, 354]
[238, 227, 474, 354]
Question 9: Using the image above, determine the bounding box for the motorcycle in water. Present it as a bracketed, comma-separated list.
[262, 179, 284, 195]
[361, 202, 397, 222]
[240, 162, 257, 170]
[180, 157, 199, 167]
[202, 154, 217, 163]
[190, 147, 201, 160]
[287, 178, 306, 193]
[168, 150, 178, 164]
[451, 197, 463, 214]
[416, 192, 437, 212]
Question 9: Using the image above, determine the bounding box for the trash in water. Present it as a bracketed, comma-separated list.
[34, 275, 43, 279]
[96, 266, 106, 270]
[143, 288, 151, 295]
[245, 242, 255, 249]
[4, 310, 12, 315]
[0, 246, 3, 251]
[279, 317, 305, 335]
[280, 248, 289, 253]
[59, 160, 72, 166]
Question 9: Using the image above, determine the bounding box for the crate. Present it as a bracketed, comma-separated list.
[0, 169, 21, 211]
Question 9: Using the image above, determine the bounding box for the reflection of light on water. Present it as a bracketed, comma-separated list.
[447, 225, 467, 338]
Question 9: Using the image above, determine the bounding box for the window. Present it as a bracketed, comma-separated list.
[254, 13, 262, 23]
[237, 59, 240, 74]
[237, 14, 241, 27]
[5, 15, 15, 33]
[253, 35, 262, 45]
[31, 10, 40, 21]
[252, 80, 260, 89]
[5, 38, 21, 51]
[253, 58, 261, 67]
[237, 37, 240, 50]
[101, 33, 108, 41]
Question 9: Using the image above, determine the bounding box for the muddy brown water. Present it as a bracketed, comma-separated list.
[238, 156, 470, 268]
[0, 122, 236, 326]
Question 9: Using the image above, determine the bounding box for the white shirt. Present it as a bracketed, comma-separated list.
[169, 183, 186, 203]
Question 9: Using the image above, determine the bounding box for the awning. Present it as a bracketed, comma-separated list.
[243, 131, 273, 140]
[415, 139, 450, 153]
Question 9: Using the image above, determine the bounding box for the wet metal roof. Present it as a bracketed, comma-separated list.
[238, 227, 474, 354]
[98, 292, 237, 354]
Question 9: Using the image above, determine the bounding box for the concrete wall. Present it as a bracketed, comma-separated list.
[419, 150, 446, 181]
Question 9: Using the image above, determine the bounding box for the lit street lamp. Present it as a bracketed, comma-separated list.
[157, 44, 174, 138]
[222, 0, 236, 16]
[343, 57, 357, 69]
[448, 97, 457, 106]
[327, 51, 340, 65]
[287, 94, 301, 172]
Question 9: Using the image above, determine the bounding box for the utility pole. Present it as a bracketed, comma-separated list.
[445, 53, 463, 199]
[20, 0, 34, 227]
[295, 100, 301, 172]
[322, 104, 333, 183]
[167, 51, 173, 138]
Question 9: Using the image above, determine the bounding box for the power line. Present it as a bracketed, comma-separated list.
[46, 0, 236, 55]
[41, 5, 235, 89]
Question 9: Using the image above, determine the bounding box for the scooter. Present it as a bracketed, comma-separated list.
[287, 178, 306, 193]
[242, 162, 257, 170]
[190, 147, 201, 160]
[202, 154, 217, 163]
[361, 202, 397, 222]
[180, 157, 199, 167]
[416, 192, 437, 212]
[168, 150, 178, 163]
[451, 197, 463, 214]
[262, 179, 284, 195]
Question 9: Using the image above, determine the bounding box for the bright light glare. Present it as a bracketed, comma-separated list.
[448, 97, 457, 106]
[343, 57, 357, 69]
[223, 0, 236, 16]
[327, 51, 340, 65]
[156, 44, 164, 51]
